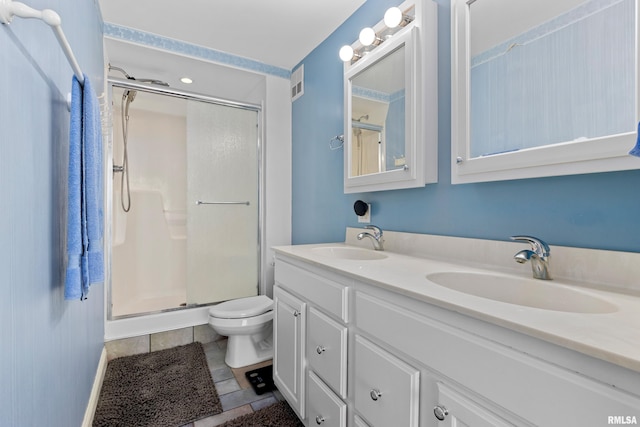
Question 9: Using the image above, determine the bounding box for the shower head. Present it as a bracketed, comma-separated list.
[109, 64, 132, 79]
[123, 89, 137, 104]
[109, 64, 170, 87]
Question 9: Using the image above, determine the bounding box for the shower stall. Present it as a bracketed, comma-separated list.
[107, 78, 262, 321]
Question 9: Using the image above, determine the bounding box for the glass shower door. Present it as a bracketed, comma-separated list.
[186, 101, 259, 305]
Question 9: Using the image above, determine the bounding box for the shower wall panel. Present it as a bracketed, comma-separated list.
[111, 101, 187, 316]
[112, 191, 187, 316]
[112, 107, 187, 211]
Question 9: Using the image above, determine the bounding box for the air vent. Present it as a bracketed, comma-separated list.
[291, 65, 304, 101]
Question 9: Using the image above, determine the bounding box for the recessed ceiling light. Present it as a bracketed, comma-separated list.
[180, 77, 193, 84]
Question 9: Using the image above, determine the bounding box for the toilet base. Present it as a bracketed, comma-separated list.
[225, 326, 274, 368]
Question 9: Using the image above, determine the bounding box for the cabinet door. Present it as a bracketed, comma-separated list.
[273, 285, 306, 418]
[354, 335, 420, 427]
[435, 382, 517, 427]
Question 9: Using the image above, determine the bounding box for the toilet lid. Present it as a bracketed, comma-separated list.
[208, 295, 273, 319]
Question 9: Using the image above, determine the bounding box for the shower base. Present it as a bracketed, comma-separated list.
[112, 292, 187, 318]
[105, 304, 212, 341]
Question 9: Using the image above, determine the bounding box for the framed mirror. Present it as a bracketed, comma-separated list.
[343, 0, 438, 193]
[451, 0, 640, 184]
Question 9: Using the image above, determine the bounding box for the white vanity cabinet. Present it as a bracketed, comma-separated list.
[354, 289, 640, 426]
[274, 258, 349, 427]
[274, 252, 640, 426]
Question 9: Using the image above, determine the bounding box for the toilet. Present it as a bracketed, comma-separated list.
[208, 295, 274, 368]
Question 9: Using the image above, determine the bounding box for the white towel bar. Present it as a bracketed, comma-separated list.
[0, 0, 84, 85]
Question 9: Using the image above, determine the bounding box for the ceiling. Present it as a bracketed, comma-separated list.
[99, 0, 365, 71]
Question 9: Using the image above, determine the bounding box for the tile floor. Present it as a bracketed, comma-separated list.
[180, 339, 286, 427]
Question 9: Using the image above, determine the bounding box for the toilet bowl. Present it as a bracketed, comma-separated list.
[208, 295, 274, 368]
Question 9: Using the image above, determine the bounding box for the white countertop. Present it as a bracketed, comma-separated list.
[274, 241, 640, 373]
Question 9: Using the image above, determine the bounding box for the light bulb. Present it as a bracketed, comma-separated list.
[339, 45, 355, 62]
[180, 77, 193, 84]
[384, 7, 403, 28]
[359, 27, 377, 47]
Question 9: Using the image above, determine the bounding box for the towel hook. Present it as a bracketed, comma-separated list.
[329, 135, 344, 150]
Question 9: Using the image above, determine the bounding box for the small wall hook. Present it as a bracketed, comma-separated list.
[329, 135, 344, 150]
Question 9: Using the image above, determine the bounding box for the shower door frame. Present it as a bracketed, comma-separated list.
[105, 77, 265, 321]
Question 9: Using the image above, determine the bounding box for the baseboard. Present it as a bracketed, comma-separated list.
[82, 346, 108, 427]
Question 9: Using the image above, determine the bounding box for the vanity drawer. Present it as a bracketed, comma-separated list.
[307, 307, 348, 398]
[275, 260, 349, 322]
[353, 335, 420, 427]
[308, 371, 347, 427]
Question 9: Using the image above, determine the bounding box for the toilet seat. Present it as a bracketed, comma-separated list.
[209, 295, 273, 319]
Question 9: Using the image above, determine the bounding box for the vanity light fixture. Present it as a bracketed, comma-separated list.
[384, 6, 413, 28]
[180, 77, 193, 84]
[339, 3, 415, 63]
[359, 27, 382, 47]
[339, 45, 361, 62]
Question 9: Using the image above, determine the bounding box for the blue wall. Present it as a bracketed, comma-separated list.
[292, 0, 640, 252]
[0, 1, 104, 425]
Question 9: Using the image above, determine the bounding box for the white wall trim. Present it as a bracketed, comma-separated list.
[82, 347, 108, 427]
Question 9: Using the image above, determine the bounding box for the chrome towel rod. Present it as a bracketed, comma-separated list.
[0, 0, 84, 85]
[196, 200, 250, 206]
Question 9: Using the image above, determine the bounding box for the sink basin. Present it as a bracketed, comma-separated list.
[311, 246, 388, 260]
[426, 272, 617, 314]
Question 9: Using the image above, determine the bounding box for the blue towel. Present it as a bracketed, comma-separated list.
[629, 122, 640, 157]
[65, 74, 104, 300]
[82, 74, 104, 291]
[65, 76, 83, 300]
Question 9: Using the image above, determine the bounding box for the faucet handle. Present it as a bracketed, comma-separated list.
[365, 225, 383, 238]
[510, 235, 550, 257]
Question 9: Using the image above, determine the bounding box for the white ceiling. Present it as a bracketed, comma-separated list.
[105, 39, 267, 105]
[99, 0, 365, 71]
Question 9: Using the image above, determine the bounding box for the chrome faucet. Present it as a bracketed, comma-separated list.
[511, 235, 552, 280]
[357, 225, 384, 251]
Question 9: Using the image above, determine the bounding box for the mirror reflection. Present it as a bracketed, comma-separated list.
[469, 0, 635, 158]
[350, 45, 406, 177]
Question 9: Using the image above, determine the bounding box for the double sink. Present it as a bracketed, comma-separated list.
[310, 246, 617, 314]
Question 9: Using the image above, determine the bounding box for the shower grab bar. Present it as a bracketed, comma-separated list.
[196, 200, 250, 206]
[0, 0, 84, 85]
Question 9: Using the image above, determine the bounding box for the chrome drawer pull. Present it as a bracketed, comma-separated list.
[316, 345, 326, 354]
[434, 405, 449, 421]
[316, 415, 325, 424]
[370, 389, 382, 401]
